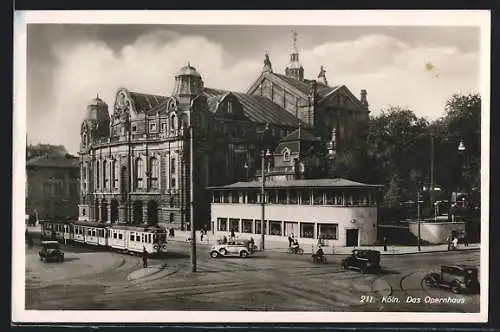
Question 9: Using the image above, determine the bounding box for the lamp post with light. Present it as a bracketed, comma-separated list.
[243, 162, 249, 182]
[260, 149, 272, 251]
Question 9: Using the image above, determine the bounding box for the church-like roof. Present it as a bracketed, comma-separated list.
[280, 127, 320, 142]
[128, 91, 168, 113]
[270, 73, 338, 99]
[203, 88, 305, 128]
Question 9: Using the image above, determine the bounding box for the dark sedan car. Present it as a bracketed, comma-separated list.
[424, 265, 480, 294]
[39, 241, 64, 262]
[341, 249, 381, 274]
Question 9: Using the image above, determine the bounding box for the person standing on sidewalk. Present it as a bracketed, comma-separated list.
[383, 237, 388, 252]
[142, 247, 148, 268]
[447, 236, 451, 251]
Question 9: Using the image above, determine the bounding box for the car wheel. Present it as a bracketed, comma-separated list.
[219, 248, 227, 256]
[240, 251, 248, 258]
[451, 281, 461, 294]
[210, 251, 218, 258]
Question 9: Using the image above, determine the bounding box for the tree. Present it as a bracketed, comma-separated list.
[384, 173, 403, 207]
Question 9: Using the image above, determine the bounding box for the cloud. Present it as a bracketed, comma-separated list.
[27, 31, 479, 154]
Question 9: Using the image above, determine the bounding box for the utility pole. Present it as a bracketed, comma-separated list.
[417, 190, 421, 252]
[190, 117, 197, 272]
[260, 150, 266, 251]
[430, 133, 434, 212]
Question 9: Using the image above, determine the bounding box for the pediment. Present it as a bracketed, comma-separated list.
[320, 85, 364, 110]
[113, 88, 137, 119]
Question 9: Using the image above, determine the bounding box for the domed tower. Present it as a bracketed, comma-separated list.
[285, 30, 304, 81]
[80, 94, 110, 150]
[172, 63, 204, 105]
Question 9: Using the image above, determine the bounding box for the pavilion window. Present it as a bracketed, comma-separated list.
[317, 223, 338, 240]
[96, 161, 100, 189]
[335, 194, 343, 206]
[135, 158, 144, 189]
[217, 218, 227, 231]
[326, 190, 335, 205]
[231, 191, 239, 203]
[213, 192, 221, 203]
[313, 190, 324, 205]
[300, 190, 311, 205]
[268, 190, 277, 204]
[277, 190, 287, 204]
[269, 220, 282, 236]
[289, 189, 298, 204]
[352, 194, 360, 206]
[247, 191, 257, 204]
[255, 220, 267, 234]
[222, 192, 230, 203]
[113, 159, 119, 190]
[242, 219, 253, 233]
[300, 222, 314, 238]
[229, 218, 240, 232]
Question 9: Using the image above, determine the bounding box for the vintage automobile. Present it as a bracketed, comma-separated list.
[423, 264, 480, 294]
[210, 240, 254, 258]
[341, 249, 380, 274]
[39, 241, 65, 262]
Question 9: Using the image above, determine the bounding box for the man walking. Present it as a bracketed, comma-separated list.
[142, 247, 148, 268]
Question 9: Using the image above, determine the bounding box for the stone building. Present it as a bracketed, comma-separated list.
[26, 153, 80, 222]
[78, 36, 371, 230]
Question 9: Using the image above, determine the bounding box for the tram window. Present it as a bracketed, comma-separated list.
[118, 233, 123, 240]
[92, 229, 96, 237]
[148, 234, 152, 243]
[130, 234, 135, 242]
[113, 232, 117, 239]
[88, 229, 92, 236]
[141, 234, 144, 242]
[161, 233, 166, 242]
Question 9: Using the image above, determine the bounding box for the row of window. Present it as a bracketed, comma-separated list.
[212, 190, 376, 207]
[89, 155, 178, 192]
[216, 217, 338, 240]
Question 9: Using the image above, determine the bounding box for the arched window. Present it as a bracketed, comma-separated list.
[170, 114, 177, 133]
[135, 158, 144, 189]
[103, 160, 108, 188]
[150, 157, 159, 189]
[113, 159, 119, 189]
[96, 161, 100, 189]
[283, 148, 291, 162]
[171, 158, 176, 174]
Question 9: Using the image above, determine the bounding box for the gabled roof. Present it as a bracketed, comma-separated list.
[207, 178, 383, 190]
[280, 127, 320, 142]
[264, 73, 339, 99]
[26, 155, 79, 169]
[202, 88, 304, 128]
[128, 91, 168, 113]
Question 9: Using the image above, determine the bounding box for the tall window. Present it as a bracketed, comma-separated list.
[170, 114, 177, 133]
[150, 157, 159, 189]
[96, 161, 100, 189]
[103, 161, 108, 189]
[171, 158, 176, 174]
[113, 160, 119, 189]
[135, 158, 144, 189]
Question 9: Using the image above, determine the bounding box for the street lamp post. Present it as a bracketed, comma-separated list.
[417, 190, 421, 252]
[260, 149, 271, 251]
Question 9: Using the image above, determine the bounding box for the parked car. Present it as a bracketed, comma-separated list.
[39, 241, 64, 262]
[210, 240, 254, 258]
[341, 249, 380, 274]
[423, 264, 480, 294]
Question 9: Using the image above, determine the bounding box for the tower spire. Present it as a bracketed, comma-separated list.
[285, 29, 304, 81]
[291, 29, 298, 51]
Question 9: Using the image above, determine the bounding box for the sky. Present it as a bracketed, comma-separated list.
[26, 24, 480, 154]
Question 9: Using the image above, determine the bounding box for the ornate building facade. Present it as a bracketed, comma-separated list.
[78, 37, 371, 230]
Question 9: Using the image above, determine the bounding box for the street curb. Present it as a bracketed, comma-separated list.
[168, 238, 480, 256]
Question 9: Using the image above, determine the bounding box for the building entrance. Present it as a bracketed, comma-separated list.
[346, 228, 359, 247]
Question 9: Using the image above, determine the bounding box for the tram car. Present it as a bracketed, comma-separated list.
[108, 224, 168, 255]
[72, 220, 108, 247]
[40, 219, 72, 242]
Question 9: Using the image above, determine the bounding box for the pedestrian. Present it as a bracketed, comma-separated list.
[142, 247, 148, 268]
[383, 237, 388, 252]
[230, 229, 235, 241]
[452, 237, 459, 250]
[446, 236, 451, 251]
[201, 231, 204, 242]
[288, 234, 293, 247]
[463, 231, 469, 247]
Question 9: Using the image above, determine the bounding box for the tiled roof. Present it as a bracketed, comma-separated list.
[208, 178, 383, 190]
[203, 88, 304, 128]
[129, 91, 168, 113]
[280, 127, 320, 142]
[271, 73, 338, 98]
[26, 155, 79, 169]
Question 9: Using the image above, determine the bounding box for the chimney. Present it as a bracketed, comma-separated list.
[360, 89, 368, 107]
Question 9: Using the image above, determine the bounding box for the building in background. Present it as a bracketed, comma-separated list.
[26, 152, 80, 224]
[78, 34, 371, 230]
